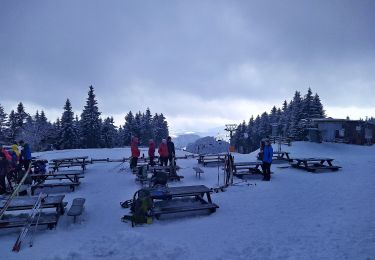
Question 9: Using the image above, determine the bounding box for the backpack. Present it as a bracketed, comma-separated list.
[123, 189, 153, 227]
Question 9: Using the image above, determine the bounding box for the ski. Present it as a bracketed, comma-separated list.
[29, 201, 43, 248]
[0, 162, 32, 220]
[12, 192, 46, 252]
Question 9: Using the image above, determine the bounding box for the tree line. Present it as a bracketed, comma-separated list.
[232, 88, 325, 153]
[0, 86, 169, 151]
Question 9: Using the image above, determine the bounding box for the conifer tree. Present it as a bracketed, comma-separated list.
[289, 91, 304, 139]
[152, 113, 169, 144]
[0, 104, 7, 141]
[15, 102, 28, 131]
[7, 110, 18, 142]
[312, 93, 325, 118]
[141, 108, 153, 146]
[80, 86, 102, 148]
[101, 117, 117, 148]
[60, 99, 79, 149]
[301, 87, 314, 120]
[123, 111, 135, 145]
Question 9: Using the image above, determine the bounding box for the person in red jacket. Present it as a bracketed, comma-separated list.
[130, 137, 140, 170]
[158, 139, 169, 166]
[148, 139, 156, 166]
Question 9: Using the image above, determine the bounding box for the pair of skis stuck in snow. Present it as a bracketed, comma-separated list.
[12, 192, 47, 252]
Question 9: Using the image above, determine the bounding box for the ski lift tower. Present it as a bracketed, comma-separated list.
[270, 123, 282, 153]
[225, 124, 237, 151]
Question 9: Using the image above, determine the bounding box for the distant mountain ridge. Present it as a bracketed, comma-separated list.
[173, 134, 201, 149]
[185, 136, 230, 154]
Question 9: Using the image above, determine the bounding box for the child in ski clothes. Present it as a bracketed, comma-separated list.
[0, 146, 12, 162]
[158, 139, 169, 166]
[148, 139, 156, 166]
[167, 136, 175, 166]
[262, 139, 273, 181]
[11, 143, 20, 162]
[130, 137, 140, 169]
[19, 140, 32, 171]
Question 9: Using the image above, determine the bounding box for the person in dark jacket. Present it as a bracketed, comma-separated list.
[262, 139, 273, 181]
[158, 139, 169, 166]
[167, 136, 175, 166]
[19, 140, 32, 171]
[148, 139, 156, 166]
[130, 137, 140, 170]
[0, 152, 9, 194]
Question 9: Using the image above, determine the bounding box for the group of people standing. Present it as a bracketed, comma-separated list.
[130, 136, 175, 169]
[0, 140, 32, 194]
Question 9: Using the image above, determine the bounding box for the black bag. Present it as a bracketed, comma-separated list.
[151, 171, 168, 187]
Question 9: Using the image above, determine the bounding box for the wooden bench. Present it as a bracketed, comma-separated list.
[67, 198, 86, 223]
[192, 167, 204, 178]
[0, 213, 59, 230]
[153, 202, 217, 216]
[31, 182, 81, 195]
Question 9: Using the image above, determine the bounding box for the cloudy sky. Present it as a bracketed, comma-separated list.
[1, 0, 374, 134]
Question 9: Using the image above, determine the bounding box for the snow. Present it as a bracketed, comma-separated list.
[1, 142, 375, 259]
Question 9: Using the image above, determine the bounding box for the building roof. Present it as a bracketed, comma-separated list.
[312, 118, 361, 123]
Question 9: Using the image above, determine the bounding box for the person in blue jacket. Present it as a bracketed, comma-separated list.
[262, 139, 273, 181]
[19, 140, 32, 171]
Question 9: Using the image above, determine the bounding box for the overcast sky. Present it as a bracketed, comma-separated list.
[1, 0, 374, 134]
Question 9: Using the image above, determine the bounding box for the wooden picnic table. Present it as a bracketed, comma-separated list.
[134, 165, 183, 186]
[197, 154, 226, 166]
[31, 171, 84, 184]
[50, 156, 89, 172]
[272, 151, 292, 161]
[149, 185, 219, 218]
[291, 158, 341, 172]
[233, 161, 263, 175]
[0, 195, 66, 229]
[0, 195, 66, 215]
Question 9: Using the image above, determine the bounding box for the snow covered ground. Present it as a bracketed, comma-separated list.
[1, 142, 374, 259]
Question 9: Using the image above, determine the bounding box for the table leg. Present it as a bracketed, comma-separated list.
[57, 202, 65, 215]
[206, 192, 213, 203]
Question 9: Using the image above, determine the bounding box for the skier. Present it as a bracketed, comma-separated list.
[148, 139, 156, 166]
[130, 137, 140, 170]
[167, 136, 175, 166]
[0, 145, 13, 162]
[158, 139, 169, 166]
[262, 139, 273, 181]
[19, 140, 32, 171]
[11, 142, 20, 162]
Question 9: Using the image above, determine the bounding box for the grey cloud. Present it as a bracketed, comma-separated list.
[0, 0, 374, 129]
